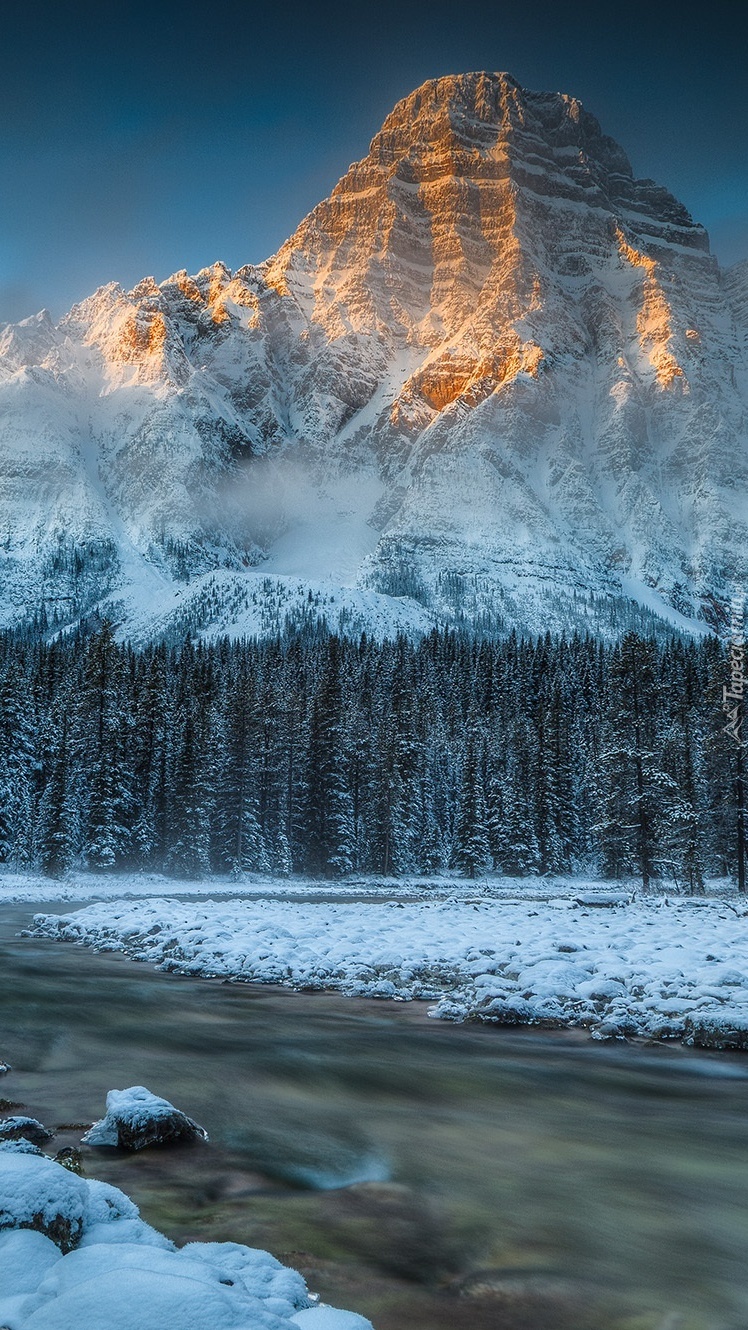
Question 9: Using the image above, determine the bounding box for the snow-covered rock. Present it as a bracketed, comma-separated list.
[180, 1242, 312, 1319]
[0, 73, 744, 639]
[0, 1140, 45, 1157]
[14, 1246, 291, 1330]
[0, 1229, 63, 1293]
[82, 1086, 208, 1150]
[291, 1311, 375, 1329]
[0, 1118, 54, 1149]
[0, 1150, 88, 1252]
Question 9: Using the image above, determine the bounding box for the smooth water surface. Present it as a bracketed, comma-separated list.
[1, 900, 748, 1330]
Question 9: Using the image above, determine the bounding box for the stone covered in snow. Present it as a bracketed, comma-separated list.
[0, 1117, 54, 1148]
[82, 1085, 208, 1151]
[180, 1242, 311, 1316]
[13, 1245, 294, 1330]
[0, 1139, 44, 1157]
[0, 1150, 88, 1252]
[0, 1229, 63, 1292]
[292, 1311, 375, 1329]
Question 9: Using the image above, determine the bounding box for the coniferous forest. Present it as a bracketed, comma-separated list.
[0, 622, 742, 888]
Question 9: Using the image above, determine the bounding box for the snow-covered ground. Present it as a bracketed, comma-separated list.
[0, 869, 651, 905]
[0, 1145, 372, 1330]
[27, 886, 748, 1048]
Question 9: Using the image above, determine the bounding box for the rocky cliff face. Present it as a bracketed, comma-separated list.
[0, 72, 746, 639]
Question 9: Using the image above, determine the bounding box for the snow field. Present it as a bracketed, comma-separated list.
[31, 893, 748, 1046]
[0, 869, 642, 906]
[0, 1148, 373, 1330]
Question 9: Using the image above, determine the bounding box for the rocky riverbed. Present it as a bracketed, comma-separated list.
[2, 901, 748, 1329]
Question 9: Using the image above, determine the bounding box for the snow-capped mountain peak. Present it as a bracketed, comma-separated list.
[0, 72, 745, 640]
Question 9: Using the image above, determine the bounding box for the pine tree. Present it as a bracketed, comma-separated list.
[453, 728, 491, 877]
[131, 644, 169, 867]
[36, 711, 79, 876]
[598, 633, 672, 887]
[304, 638, 356, 876]
[79, 623, 131, 870]
[0, 659, 36, 866]
[168, 701, 213, 878]
[488, 718, 541, 876]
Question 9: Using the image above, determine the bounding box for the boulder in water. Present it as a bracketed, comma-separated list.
[82, 1086, 208, 1151]
[54, 1147, 84, 1175]
[0, 1116, 54, 1148]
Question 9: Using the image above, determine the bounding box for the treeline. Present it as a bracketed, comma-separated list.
[0, 624, 742, 887]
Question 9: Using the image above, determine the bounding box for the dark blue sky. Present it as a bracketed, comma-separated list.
[2, 0, 746, 323]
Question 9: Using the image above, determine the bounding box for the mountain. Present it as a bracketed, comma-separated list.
[1, 71, 746, 641]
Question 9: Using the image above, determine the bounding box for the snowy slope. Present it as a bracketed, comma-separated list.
[0, 72, 746, 639]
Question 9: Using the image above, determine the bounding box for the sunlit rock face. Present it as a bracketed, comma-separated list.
[0, 71, 746, 638]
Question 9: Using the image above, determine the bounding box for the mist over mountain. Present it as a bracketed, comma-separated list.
[1, 71, 746, 640]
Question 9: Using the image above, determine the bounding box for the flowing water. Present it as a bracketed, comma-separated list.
[2, 899, 748, 1330]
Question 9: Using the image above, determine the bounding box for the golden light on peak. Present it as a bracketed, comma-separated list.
[615, 228, 686, 389]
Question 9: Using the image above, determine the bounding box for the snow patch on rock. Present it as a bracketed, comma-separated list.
[82, 1086, 208, 1151]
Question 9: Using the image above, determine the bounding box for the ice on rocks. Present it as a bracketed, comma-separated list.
[82, 1086, 208, 1150]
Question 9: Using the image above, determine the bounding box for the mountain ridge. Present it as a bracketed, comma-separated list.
[0, 71, 745, 640]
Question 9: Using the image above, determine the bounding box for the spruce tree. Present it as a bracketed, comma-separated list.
[454, 728, 491, 877]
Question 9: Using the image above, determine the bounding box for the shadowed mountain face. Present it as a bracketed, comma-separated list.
[0, 71, 746, 640]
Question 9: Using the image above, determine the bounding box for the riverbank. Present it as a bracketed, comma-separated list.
[1, 1147, 357, 1330]
[1, 868, 738, 905]
[28, 889, 748, 1049]
[3, 901, 748, 1329]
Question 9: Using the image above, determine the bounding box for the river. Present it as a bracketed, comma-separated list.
[2, 899, 748, 1330]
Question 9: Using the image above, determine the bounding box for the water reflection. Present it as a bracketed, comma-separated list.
[1, 902, 747, 1329]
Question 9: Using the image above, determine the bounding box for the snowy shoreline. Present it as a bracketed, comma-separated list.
[0, 1145, 371, 1330]
[25, 886, 748, 1050]
[0, 869, 656, 906]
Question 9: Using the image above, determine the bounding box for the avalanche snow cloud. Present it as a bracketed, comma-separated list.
[0, 71, 746, 640]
